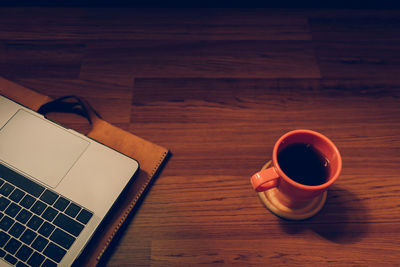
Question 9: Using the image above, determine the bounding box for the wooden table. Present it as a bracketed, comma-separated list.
[0, 7, 399, 266]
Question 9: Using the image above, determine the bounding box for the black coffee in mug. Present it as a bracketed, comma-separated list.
[277, 143, 330, 186]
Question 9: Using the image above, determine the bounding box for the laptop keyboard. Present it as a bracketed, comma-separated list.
[0, 164, 93, 266]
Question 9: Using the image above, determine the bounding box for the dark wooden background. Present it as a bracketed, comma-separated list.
[1, 7, 400, 266]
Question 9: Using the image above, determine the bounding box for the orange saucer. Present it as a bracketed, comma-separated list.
[256, 161, 327, 220]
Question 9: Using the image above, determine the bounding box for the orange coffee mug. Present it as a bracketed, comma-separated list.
[251, 129, 342, 219]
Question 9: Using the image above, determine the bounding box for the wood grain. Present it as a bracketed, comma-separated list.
[0, 7, 400, 266]
[0, 8, 311, 41]
[0, 41, 84, 78]
[80, 40, 320, 82]
[309, 12, 400, 41]
[309, 13, 400, 81]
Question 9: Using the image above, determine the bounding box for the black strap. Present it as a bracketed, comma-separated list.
[37, 95, 101, 124]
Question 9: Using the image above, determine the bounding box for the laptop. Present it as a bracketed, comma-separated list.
[0, 95, 139, 266]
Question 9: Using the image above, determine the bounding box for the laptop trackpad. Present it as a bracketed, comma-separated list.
[0, 109, 89, 188]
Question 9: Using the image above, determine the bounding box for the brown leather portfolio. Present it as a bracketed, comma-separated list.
[0, 77, 169, 266]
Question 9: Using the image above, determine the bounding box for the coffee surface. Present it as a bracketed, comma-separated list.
[277, 143, 330, 186]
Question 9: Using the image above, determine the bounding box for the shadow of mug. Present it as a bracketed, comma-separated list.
[279, 186, 369, 244]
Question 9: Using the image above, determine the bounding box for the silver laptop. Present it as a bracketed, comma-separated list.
[0, 95, 139, 266]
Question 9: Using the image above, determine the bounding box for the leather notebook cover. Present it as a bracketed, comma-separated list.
[0, 77, 169, 266]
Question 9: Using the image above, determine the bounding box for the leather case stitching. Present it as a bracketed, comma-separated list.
[96, 150, 168, 262]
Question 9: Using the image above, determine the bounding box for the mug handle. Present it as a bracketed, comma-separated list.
[251, 167, 280, 192]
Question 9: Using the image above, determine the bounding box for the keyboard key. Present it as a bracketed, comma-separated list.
[40, 190, 59, 205]
[53, 197, 70, 212]
[4, 237, 22, 254]
[76, 209, 93, 224]
[0, 183, 14, 197]
[27, 251, 45, 267]
[42, 259, 57, 267]
[5, 202, 22, 218]
[50, 228, 75, 250]
[42, 206, 58, 222]
[0, 248, 5, 257]
[0, 216, 14, 231]
[31, 235, 48, 252]
[9, 188, 25, 203]
[53, 213, 84, 237]
[0, 164, 45, 197]
[27, 215, 44, 231]
[15, 244, 33, 262]
[43, 242, 66, 263]
[65, 203, 81, 218]
[0, 196, 11, 211]
[16, 209, 33, 224]
[17, 262, 29, 267]
[20, 195, 35, 209]
[20, 229, 37, 245]
[4, 254, 18, 265]
[30, 200, 47, 215]
[38, 222, 55, 238]
[9, 222, 26, 238]
[0, 231, 11, 247]
[0, 180, 3, 187]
